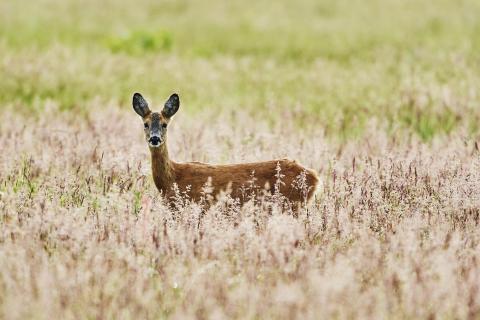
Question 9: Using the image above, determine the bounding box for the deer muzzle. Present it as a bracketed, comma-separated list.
[149, 135, 162, 147]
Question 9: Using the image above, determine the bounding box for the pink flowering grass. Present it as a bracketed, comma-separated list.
[0, 106, 479, 319]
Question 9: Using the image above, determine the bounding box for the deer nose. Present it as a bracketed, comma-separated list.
[149, 136, 161, 146]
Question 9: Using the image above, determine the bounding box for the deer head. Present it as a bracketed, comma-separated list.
[132, 93, 180, 148]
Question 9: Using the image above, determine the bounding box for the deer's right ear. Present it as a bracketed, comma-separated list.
[132, 93, 151, 117]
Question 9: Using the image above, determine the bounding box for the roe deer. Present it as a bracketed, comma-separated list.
[133, 92, 319, 206]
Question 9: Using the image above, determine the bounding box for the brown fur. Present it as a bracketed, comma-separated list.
[136, 94, 319, 206]
[150, 142, 318, 204]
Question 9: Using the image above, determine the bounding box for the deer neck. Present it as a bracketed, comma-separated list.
[150, 143, 175, 194]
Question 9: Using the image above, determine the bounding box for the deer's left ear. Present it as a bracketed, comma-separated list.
[162, 93, 180, 118]
[132, 93, 151, 118]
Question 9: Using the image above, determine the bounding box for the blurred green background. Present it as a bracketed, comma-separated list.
[1, 0, 480, 139]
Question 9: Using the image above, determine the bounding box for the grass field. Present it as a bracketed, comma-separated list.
[1, 0, 480, 318]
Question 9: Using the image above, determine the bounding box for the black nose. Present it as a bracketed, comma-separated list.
[149, 136, 161, 145]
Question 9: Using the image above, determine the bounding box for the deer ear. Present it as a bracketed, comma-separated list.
[162, 93, 180, 118]
[132, 93, 151, 117]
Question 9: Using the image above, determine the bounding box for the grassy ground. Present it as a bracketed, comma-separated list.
[2, 0, 480, 138]
[1, 0, 480, 319]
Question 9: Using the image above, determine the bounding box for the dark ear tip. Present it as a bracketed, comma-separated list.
[133, 92, 143, 99]
[170, 93, 179, 100]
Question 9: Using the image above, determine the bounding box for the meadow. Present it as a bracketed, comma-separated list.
[1, 0, 480, 318]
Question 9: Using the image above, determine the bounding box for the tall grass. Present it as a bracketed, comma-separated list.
[1, 0, 480, 318]
[1, 107, 480, 318]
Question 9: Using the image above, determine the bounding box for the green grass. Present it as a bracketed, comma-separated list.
[1, 0, 480, 139]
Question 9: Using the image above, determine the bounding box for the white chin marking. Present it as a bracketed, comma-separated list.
[149, 143, 161, 148]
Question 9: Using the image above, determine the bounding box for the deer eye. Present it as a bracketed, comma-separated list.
[144, 123, 149, 129]
[162, 123, 167, 128]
